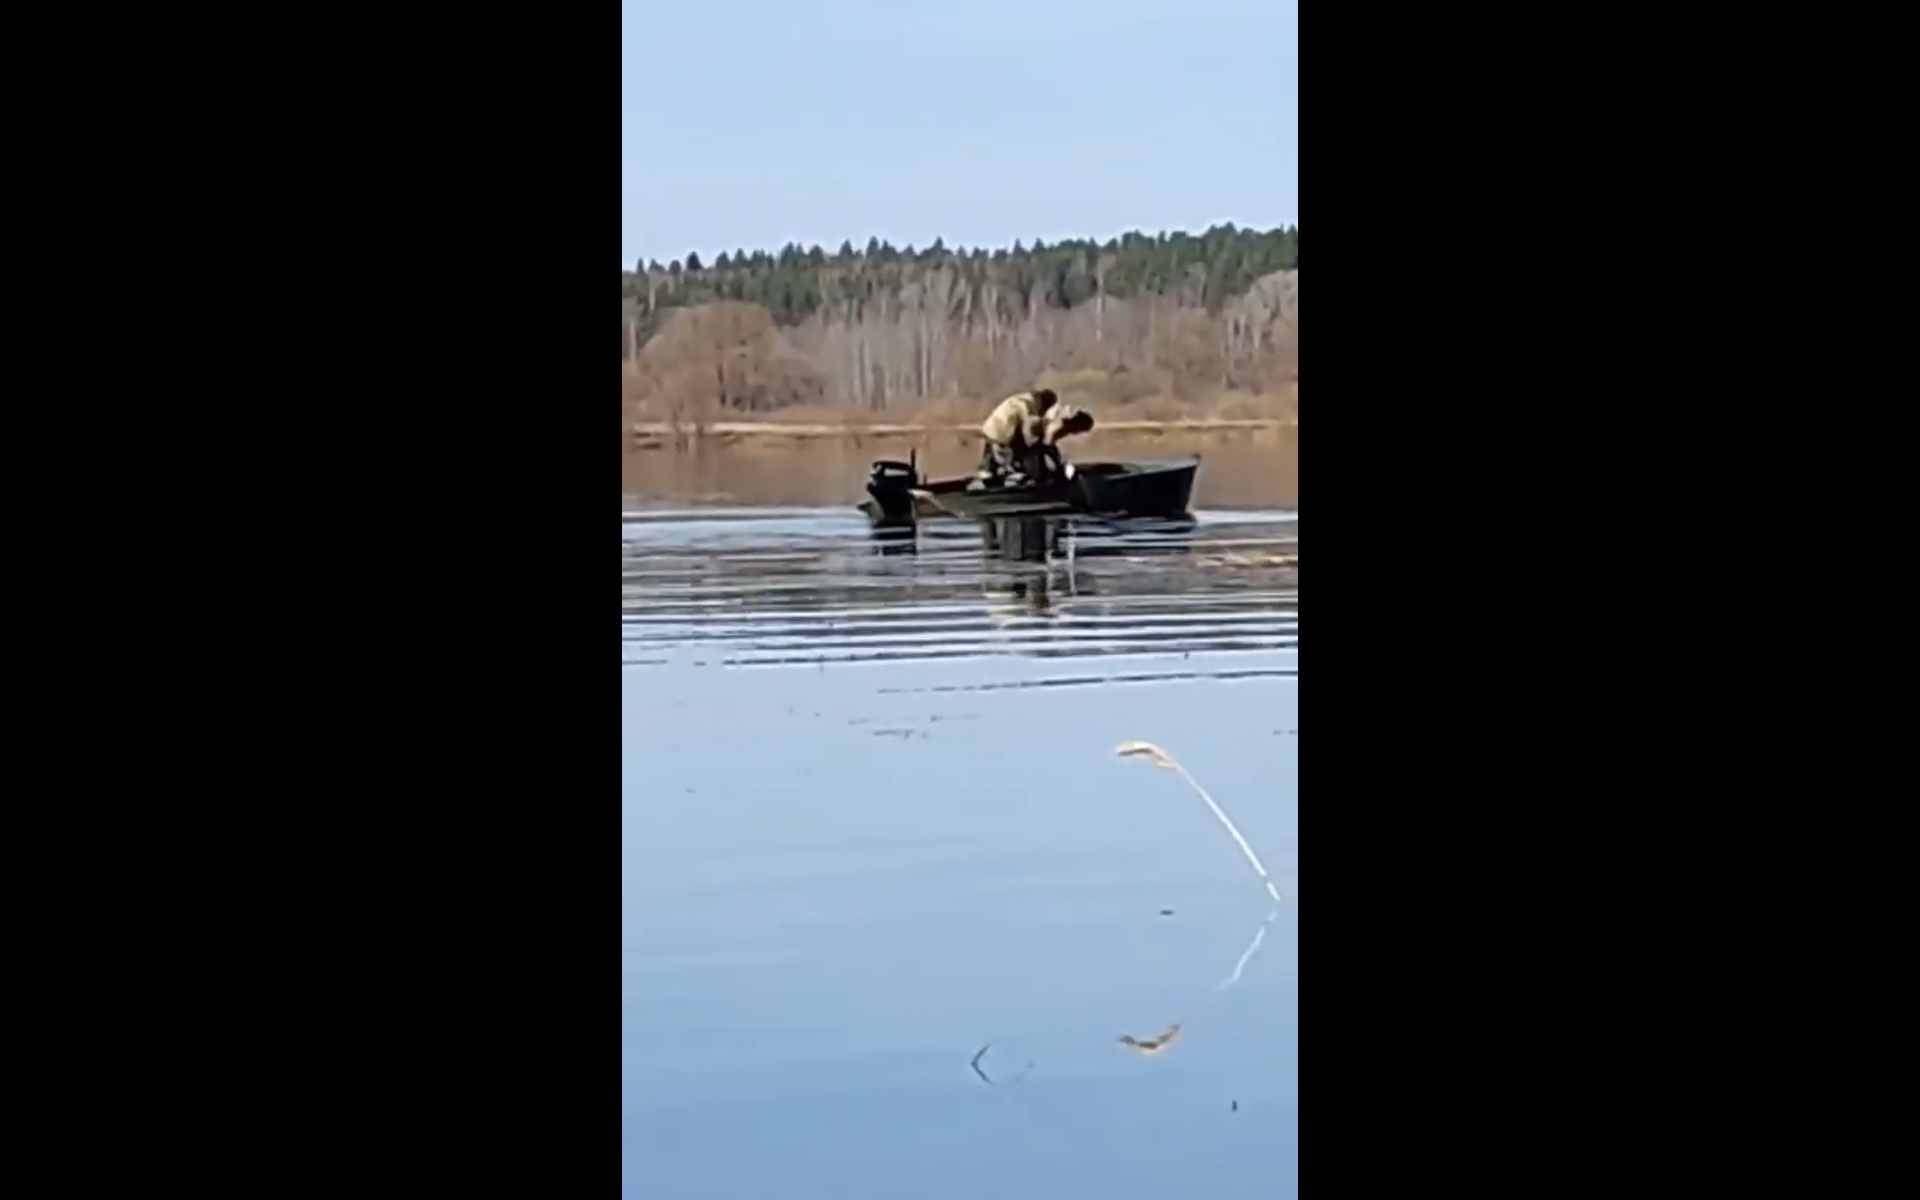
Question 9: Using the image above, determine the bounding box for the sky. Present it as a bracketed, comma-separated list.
[621, 0, 1298, 270]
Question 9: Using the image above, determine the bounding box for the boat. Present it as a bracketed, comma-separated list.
[858, 450, 1200, 528]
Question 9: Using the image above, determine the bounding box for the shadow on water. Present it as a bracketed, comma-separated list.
[621, 506, 1298, 1200]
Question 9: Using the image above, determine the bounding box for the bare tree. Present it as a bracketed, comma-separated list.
[625, 269, 1298, 423]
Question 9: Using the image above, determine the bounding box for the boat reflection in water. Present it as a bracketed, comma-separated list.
[867, 527, 920, 558]
[621, 506, 1295, 673]
[981, 569, 1057, 625]
[879, 510, 1205, 625]
[867, 515, 1062, 562]
[869, 514, 1199, 566]
[980, 514, 1060, 563]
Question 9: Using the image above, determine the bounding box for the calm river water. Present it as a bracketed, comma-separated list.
[622, 507, 1299, 1199]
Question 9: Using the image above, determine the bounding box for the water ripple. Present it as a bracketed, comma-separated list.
[621, 509, 1298, 682]
[622, 504, 1301, 1199]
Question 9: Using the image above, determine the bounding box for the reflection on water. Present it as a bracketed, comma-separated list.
[622, 508, 1298, 1200]
[622, 510, 1297, 673]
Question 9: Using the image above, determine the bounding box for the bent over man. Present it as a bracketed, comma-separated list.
[977, 387, 1060, 484]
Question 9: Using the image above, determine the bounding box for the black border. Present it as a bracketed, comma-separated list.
[184, 13, 621, 1195]
[1296, 6, 1665, 1192]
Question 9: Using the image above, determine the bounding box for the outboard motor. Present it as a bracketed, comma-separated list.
[865, 449, 921, 526]
[867, 456, 918, 493]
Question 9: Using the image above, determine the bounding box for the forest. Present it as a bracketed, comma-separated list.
[621, 224, 1297, 427]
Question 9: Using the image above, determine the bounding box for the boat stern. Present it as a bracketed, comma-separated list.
[861, 451, 922, 527]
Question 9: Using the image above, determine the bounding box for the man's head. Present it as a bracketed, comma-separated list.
[1032, 387, 1059, 413]
[1045, 404, 1095, 443]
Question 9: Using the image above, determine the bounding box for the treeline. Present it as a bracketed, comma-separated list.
[623, 225, 1296, 331]
[622, 225, 1298, 423]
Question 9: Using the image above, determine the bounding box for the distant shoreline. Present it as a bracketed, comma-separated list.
[623, 422, 1297, 508]
[630, 417, 1296, 443]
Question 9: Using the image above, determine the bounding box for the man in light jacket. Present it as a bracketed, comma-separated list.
[977, 387, 1060, 485]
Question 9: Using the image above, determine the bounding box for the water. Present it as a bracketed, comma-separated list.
[622, 508, 1299, 1199]
[621, 429, 1299, 511]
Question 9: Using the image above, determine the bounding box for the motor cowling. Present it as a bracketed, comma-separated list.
[866, 457, 919, 500]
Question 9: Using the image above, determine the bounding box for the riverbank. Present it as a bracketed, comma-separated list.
[631, 416, 1293, 446]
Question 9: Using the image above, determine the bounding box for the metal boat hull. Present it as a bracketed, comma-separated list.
[859, 456, 1200, 528]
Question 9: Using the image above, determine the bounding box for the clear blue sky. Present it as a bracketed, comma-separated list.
[621, 0, 1298, 270]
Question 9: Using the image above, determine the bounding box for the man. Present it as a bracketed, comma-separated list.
[977, 387, 1059, 486]
[1034, 403, 1095, 482]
